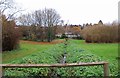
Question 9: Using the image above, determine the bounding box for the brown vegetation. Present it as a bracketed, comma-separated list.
[2, 15, 21, 51]
[20, 39, 64, 45]
[81, 24, 119, 43]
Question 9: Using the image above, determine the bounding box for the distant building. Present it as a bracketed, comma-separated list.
[98, 20, 103, 25]
[93, 20, 104, 26]
[55, 25, 81, 38]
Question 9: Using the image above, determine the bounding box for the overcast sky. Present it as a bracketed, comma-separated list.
[15, 0, 119, 25]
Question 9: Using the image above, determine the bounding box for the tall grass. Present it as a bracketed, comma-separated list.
[81, 25, 119, 43]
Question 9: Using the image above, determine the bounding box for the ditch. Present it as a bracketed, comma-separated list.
[49, 38, 68, 77]
[60, 38, 68, 64]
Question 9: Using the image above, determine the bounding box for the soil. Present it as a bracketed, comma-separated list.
[20, 39, 65, 45]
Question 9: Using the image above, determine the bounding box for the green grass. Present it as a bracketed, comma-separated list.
[3, 39, 118, 64]
[2, 41, 55, 63]
[70, 39, 118, 63]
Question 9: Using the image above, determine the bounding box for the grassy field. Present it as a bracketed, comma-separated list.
[2, 39, 64, 63]
[2, 39, 119, 76]
[70, 40, 118, 63]
[3, 39, 118, 64]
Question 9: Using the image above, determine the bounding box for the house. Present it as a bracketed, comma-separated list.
[55, 25, 81, 38]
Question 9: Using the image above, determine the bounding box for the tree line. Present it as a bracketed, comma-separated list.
[17, 8, 61, 42]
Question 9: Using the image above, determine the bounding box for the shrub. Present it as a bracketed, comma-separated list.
[81, 25, 119, 43]
[60, 34, 67, 39]
[2, 15, 21, 51]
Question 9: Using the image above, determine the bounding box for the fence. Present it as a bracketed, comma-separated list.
[0, 62, 109, 77]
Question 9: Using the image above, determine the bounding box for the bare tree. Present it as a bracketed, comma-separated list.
[0, 0, 23, 22]
[17, 12, 35, 26]
[17, 14, 28, 26]
[17, 8, 61, 42]
[35, 10, 42, 26]
[42, 8, 61, 42]
[34, 10, 45, 41]
[0, 0, 14, 14]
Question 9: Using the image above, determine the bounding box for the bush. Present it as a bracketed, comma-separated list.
[81, 25, 119, 43]
[2, 15, 21, 51]
[60, 34, 67, 39]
